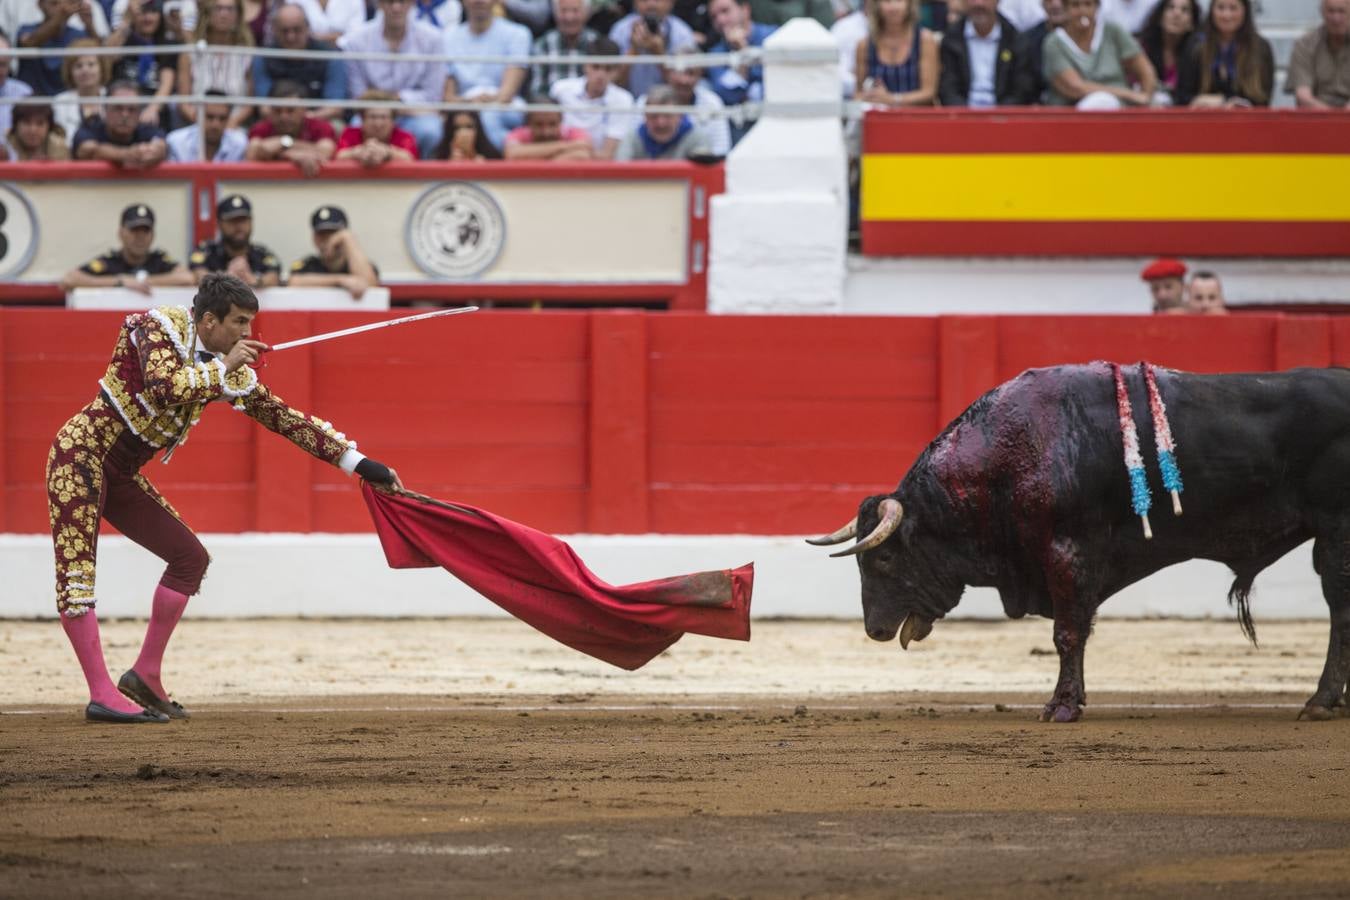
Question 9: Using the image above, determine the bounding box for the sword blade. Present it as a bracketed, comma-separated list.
[268, 306, 479, 352]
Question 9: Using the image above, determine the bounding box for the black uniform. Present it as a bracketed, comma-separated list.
[290, 256, 379, 277]
[189, 240, 282, 278]
[80, 248, 180, 277]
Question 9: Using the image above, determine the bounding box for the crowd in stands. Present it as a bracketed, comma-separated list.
[0, 0, 1343, 164]
[1141, 256, 1229, 315]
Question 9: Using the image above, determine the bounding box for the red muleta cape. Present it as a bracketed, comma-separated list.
[362, 485, 753, 670]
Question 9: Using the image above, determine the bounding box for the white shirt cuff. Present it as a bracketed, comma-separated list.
[338, 448, 366, 474]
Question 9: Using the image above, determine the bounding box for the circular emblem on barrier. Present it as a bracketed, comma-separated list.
[406, 182, 506, 279]
[0, 182, 39, 279]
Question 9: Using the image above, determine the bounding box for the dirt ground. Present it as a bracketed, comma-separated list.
[3, 619, 1350, 898]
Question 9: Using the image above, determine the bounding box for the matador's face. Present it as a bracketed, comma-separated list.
[199, 304, 256, 354]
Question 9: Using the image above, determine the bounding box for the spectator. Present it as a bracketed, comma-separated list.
[938, 0, 1019, 106]
[1140, 257, 1186, 314]
[410, 0, 461, 30]
[73, 80, 168, 166]
[4, 0, 110, 46]
[831, 4, 867, 97]
[1042, 0, 1156, 108]
[503, 96, 592, 158]
[431, 107, 502, 158]
[189, 193, 282, 286]
[749, 0, 831, 29]
[1288, 0, 1349, 110]
[1009, 0, 1064, 103]
[167, 89, 247, 158]
[178, 0, 256, 129]
[254, 3, 347, 120]
[0, 31, 34, 142]
[616, 82, 710, 159]
[241, 0, 273, 44]
[1186, 269, 1229, 315]
[336, 89, 419, 162]
[549, 36, 634, 158]
[856, 0, 939, 107]
[443, 0, 532, 149]
[656, 51, 730, 156]
[17, 0, 95, 96]
[52, 38, 109, 143]
[105, 0, 179, 130]
[1136, 0, 1198, 103]
[1174, 0, 1272, 108]
[609, 0, 696, 98]
[530, 0, 599, 96]
[295, 0, 365, 41]
[245, 78, 337, 174]
[704, 0, 774, 138]
[3, 100, 69, 159]
[61, 203, 194, 293]
[341, 0, 447, 157]
[288, 205, 379, 298]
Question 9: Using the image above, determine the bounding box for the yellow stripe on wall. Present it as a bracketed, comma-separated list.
[861, 154, 1350, 221]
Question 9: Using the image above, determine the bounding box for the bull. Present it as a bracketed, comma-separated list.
[808, 362, 1350, 723]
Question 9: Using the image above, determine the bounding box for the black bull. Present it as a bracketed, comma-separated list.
[808, 362, 1350, 722]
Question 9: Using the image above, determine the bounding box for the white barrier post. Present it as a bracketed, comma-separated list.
[708, 18, 847, 314]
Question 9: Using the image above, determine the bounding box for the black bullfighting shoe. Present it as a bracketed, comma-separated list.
[85, 702, 170, 724]
[117, 670, 191, 720]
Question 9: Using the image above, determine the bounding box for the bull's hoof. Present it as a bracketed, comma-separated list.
[1038, 703, 1082, 723]
[1297, 703, 1346, 722]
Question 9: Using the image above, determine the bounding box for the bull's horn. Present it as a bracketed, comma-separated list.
[830, 498, 902, 558]
[805, 518, 857, 546]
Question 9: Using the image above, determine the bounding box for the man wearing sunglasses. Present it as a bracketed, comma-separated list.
[72, 78, 166, 168]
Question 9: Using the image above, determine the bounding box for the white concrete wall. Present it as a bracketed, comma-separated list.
[844, 257, 1350, 315]
[1, 533, 1328, 622]
[709, 19, 848, 314]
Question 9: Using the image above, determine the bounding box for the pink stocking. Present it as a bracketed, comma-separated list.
[131, 584, 190, 700]
[61, 610, 143, 713]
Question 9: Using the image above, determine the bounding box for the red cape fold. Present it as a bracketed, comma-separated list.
[361, 485, 753, 670]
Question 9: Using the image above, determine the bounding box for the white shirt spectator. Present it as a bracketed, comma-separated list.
[549, 74, 635, 153]
[340, 17, 448, 105]
[1102, 0, 1158, 36]
[998, 0, 1045, 32]
[0, 0, 110, 43]
[830, 10, 867, 98]
[638, 80, 731, 158]
[294, 0, 367, 39]
[166, 122, 248, 160]
[965, 17, 1002, 107]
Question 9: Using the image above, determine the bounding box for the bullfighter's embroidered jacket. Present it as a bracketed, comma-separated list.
[97, 305, 355, 463]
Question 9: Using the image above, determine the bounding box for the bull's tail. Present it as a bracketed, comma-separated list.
[1227, 572, 1259, 646]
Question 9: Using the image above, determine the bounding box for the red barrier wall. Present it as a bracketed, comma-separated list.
[8, 310, 1350, 536]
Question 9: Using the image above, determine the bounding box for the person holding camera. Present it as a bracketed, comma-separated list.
[608, 0, 697, 99]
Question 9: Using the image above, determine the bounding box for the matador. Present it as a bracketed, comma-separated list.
[47, 273, 401, 723]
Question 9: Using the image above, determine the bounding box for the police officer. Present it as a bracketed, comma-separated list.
[60, 204, 195, 294]
[189, 194, 282, 287]
[288, 206, 379, 299]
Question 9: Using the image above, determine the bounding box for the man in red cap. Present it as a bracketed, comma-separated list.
[1140, 258, 1188, 314]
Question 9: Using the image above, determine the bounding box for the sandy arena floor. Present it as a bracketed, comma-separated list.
[2, 618, 1349, 898]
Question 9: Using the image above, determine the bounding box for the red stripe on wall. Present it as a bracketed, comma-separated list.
[861, 110, 1350, 155]
[861, 220, 1350, 257]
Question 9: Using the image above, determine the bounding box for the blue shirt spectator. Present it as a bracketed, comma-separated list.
[443, 0, 531, 96]
[0, 31, 34, 139]
[704, 0, 775, 107]
[17, 0, 90, 96]
[609, 0, 697, 99]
